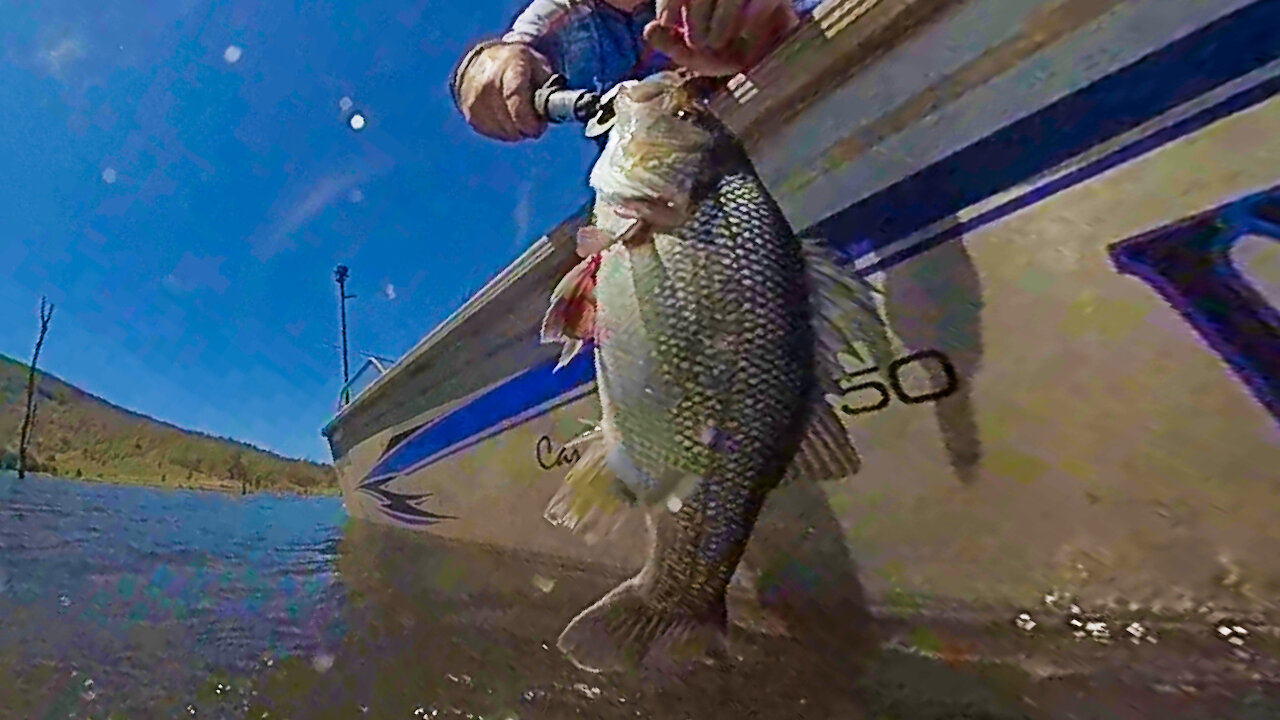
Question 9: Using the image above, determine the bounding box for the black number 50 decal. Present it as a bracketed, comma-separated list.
[834, 371, 892, 416]
[832, 349, 959, 416]
[889, 350, 958, 404]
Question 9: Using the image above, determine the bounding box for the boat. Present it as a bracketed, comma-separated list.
[323, 0, 1280, 621]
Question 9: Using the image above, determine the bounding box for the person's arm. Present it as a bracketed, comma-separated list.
[502, 0, 592, 67]
[451, 0, 591, 142]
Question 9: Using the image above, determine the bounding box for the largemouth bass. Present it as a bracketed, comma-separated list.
[540, 70, 888, 674]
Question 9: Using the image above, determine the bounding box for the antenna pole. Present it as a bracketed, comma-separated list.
[334, 265, 356, 405]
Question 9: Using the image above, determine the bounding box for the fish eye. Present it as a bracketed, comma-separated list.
[672, 103, 706, 123]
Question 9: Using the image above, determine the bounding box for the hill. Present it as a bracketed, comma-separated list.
[0, 353, 336, 494]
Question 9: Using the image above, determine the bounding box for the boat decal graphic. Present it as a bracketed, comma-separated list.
[380, 422, 428, 461]
[355, 474, 457, 527]
[1109, 185, 1280, 426]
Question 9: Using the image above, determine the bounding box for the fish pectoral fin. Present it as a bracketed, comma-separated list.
[557, 576, 729, 674]
[540, 255, 600, 352]
[544, 437, 636, 545]
[576, 226, 614, 257]
[554, 340, 585, 371]
[781, 398, 861, 484]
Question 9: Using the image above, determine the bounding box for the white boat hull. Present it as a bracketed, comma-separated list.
[325, 0, 1280, 617]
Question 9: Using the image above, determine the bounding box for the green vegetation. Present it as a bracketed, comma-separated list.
[0, 353, 336, 495]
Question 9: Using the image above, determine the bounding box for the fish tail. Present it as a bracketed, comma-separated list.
[557, 575, 729, 674]
[558, 478, 763, 673]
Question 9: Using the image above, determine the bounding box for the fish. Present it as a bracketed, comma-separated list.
[539, 70, 891, 674]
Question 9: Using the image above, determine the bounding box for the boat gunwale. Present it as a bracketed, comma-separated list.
[321, 206, 589, 440]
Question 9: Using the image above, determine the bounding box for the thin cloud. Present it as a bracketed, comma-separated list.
[250, 172, 362, 260]
[38, 35, 86, 77]
[249, 151, 393, 261]
[384, 283, 396, 300]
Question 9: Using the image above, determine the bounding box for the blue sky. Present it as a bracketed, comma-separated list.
[0, 0, 601, 462]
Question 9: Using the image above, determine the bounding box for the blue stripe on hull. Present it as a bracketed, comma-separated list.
[818, 0, 1280, 264]
[362, 350, 597, 483]
[355, 1, 1280, 488]
[857, 73, 1280, 276]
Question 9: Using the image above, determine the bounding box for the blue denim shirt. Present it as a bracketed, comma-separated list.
[503, 0, 822, 95]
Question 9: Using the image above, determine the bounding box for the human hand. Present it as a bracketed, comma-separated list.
[644, 0, 800, 76]
[457, 42, 555, 142]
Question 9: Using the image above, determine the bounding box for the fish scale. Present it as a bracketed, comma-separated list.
[608, 171, 810, 490]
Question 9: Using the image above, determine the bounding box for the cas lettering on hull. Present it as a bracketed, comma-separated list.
[536, 435, 583, 470]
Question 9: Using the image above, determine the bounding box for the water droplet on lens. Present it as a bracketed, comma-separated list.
[312, 653, 335, 673]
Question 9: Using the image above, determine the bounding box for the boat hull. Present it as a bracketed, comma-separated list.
[327, 0, 1280, 617]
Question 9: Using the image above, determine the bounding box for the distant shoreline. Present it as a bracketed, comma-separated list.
[0, 470, 341, 498]
[3, 353, 339, 499]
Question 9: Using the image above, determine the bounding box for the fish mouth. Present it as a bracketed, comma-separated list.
[613, 197, 690, 232]
[614, 70, 720, 132]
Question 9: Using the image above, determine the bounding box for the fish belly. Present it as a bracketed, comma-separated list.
[592, 169, 813, 501]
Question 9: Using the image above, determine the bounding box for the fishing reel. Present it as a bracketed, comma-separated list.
[532, 74, 627, 138]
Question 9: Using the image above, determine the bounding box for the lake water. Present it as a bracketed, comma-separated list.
[3, 474, 1278, 720]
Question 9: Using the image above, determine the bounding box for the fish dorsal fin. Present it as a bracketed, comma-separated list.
[781, 398, 862, 483]
[783, 234, 896, 484]
[798, 234, 895, 390]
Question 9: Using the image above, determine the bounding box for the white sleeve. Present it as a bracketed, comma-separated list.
[503, 0, 588, 45]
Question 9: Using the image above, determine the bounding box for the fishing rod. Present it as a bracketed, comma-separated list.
[324, 343, 397, 365]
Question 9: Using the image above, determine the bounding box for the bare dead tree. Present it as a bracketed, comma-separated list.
[18, 297, 54, 479]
